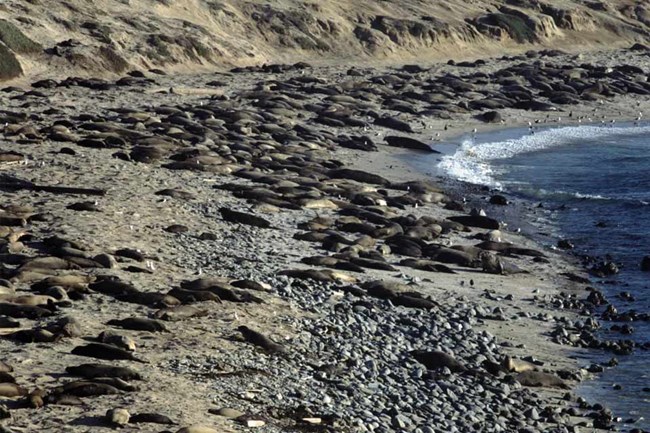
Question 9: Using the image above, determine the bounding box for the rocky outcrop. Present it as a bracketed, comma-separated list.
[355, 15, 480, 53]
[538, 2, 597, 32]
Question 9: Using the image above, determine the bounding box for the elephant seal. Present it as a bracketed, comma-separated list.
[154, 305, 208, 321]
[502, 356, 537, 373]
[219, 208, 271, 228]
[71, 343, 146, 363]
[107, 317, 168, 332]
[410, 350, 467, 373]
[237, 326, 287, 354]
[448, 215, 500, 230]
[130, 412, 176, 424]
[176, 425, 219, 433]
[66, 363, 142, 381]
[0, 382, 27, 397]
[515, 371, 569, 389]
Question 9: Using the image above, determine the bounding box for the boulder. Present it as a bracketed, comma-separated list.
[641, 256, 650, 272]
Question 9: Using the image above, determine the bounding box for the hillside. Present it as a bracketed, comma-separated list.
[0, 0, 648, 80]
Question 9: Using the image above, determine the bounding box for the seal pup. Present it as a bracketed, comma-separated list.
[237, 326, 287, 354]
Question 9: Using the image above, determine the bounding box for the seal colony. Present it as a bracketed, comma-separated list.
[0, 46, 648, 433]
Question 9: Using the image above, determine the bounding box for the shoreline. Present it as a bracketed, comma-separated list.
[344, 139, 616, 428]
[366, 124, 649, 429]
[0, 47, 648, 433]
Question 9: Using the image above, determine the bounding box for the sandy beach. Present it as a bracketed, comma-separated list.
[0, 44, 648, 433]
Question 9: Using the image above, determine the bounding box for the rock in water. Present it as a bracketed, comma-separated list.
[591, 261, 619, 277]
[641, 256, 650, 272]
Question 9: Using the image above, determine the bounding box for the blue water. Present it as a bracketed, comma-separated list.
[437, 124, 650, 430]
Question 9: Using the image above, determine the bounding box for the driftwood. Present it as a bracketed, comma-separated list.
[0, 175, 105, 196]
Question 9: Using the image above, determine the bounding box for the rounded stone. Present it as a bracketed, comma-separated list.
[209, 407, 244, 418]
[106, 408, 130, 425]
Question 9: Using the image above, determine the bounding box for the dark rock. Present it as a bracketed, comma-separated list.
[630, 43, 649, 51]
[444, 201, 465, 211]
[489, 194, 508, 205]
[590, 261, 619, 277]
[164, 224, 189, 233]
[640, 256, 650, 272]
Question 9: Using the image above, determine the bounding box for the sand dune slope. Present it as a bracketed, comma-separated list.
[0, 0, 648, 78]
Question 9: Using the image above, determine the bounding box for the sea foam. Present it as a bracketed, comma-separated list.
[438, 124, 650, 188]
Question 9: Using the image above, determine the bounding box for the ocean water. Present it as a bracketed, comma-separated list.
[435, 124, 650, 430]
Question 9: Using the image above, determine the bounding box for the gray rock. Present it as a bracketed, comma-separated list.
[524, 407, 540, 420]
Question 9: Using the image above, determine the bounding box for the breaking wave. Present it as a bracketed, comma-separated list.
[438, 124, 650, 188]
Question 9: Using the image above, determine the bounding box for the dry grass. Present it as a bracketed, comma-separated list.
[492, 13, 538, 43]
[0, 0, 645, 79]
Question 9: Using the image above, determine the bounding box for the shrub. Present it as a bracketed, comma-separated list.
[0, 43, 23, 80]
[0, 19, 41, 54]
[99, 46, 129, 72]
[492, 13, 536, 43]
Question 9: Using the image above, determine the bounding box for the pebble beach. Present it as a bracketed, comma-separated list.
[0, 46, 648, 433]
